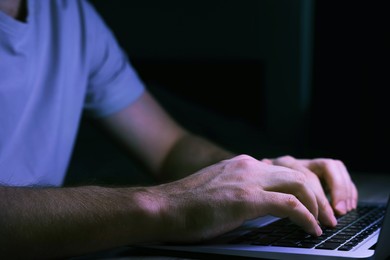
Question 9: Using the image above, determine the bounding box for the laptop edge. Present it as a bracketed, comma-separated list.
[137, 198, 389, 260]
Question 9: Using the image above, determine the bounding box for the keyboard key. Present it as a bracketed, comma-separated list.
[232, 205, 385, 250]
[316, 242, 341, 250]
[252, 236, 280, 246]
[297, 242, 317, 248]
[338, 245, 354, 251]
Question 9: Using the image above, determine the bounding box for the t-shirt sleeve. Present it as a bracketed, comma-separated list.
[82, 0, 145, 118]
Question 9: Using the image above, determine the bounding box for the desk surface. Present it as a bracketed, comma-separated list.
[352, 171, 390, 204]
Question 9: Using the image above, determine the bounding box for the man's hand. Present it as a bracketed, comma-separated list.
[0, 154, 355, 258]
[151, 154, 332, 243]
[262, 156, 358, 216]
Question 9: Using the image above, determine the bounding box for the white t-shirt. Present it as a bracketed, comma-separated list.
[0, 0, 145, 186]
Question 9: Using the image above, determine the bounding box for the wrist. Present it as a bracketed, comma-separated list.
[125, 186, 172, 243]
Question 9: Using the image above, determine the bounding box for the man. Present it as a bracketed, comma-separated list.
[0, 0, 358, 258]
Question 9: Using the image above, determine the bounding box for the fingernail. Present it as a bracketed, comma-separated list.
[330, 214, 337, 226]
[315, 225, 323, 236]
[326, 204, 338, 226]
[335, 201, 346, 215]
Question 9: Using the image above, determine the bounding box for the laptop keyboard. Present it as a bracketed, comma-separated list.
[230, 205, 385, 251]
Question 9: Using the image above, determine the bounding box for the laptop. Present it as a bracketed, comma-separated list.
[136, 197, 390, 259]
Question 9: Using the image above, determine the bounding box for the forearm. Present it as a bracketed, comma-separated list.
[159, 133, 234, 182]
[0, 185, 166, 259]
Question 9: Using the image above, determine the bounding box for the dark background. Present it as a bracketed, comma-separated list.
[310, 0, 389, 173]
[65, 0, 389, 186]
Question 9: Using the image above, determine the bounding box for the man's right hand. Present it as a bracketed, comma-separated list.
[151, 154, 329, 243]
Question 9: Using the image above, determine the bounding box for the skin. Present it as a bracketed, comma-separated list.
[0, 0, 25, 21]
[0, 1, 358, 259]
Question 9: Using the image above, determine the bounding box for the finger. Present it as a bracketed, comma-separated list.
[299, 172, 337, 227]
[260, 169, 319, 220]
[316, 189, 337, 227]
[320, 160, 351, 215]
[261, 158, 273, 165]
[337, 161, 358, 210]
[260, 191, 322, 236]
[304, 159, 350, 215]
[336, 161, 352, 211]
[270, 158, 337, 227]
